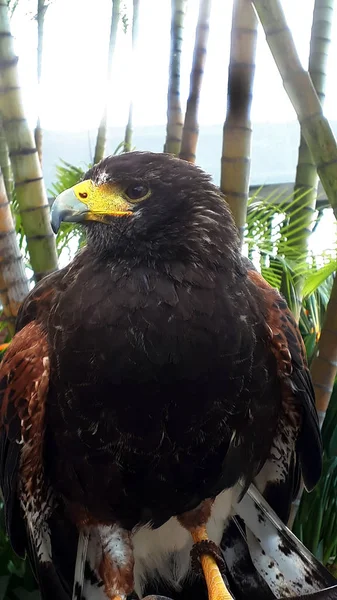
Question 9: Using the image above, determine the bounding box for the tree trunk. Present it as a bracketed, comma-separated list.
[34, 0, 48, 165]
[221, 0, 258, 246]
[93, 0, 120, 165]
[251, 0, 337, 221]
[124, 0, 140, 153]
[179, 0, 212, 163]
[163, 0, 187, 156]
[286, 0, 335, 321]
[0, 169, 29, 336]
[0, 2, 58, 281]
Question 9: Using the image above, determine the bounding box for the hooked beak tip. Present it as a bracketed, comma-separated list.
[50, 188, 89, 233]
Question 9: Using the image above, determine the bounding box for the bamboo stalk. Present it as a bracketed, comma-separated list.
[310, 276, 337, 432]
[287, 0, 335, 321]
[94, 0, 120, 165]
[310, 274, 337, 428]
[179, 0, 212, 163]
[221, 0, 258, 246]
[0, 169, 29, 335]
[164, 0, 187, 156]
[0, 113, 13, 204]
[0, 1, 58, 281]
[124, 0, 140, 153]
[251, 0, 337, 220]
[34, 0, 48, 165]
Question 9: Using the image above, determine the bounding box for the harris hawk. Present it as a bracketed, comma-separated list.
[0, 151, 326, 600]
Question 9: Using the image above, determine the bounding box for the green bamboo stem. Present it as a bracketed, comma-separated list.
[221, 0, 258, 246]
[164, 0, 187, 156]
[310, 275, 337, 427]
[34, 0, 48, 165]
[287, 0, 335, 321]
[0, 113, 13, 204]
[0, 169, 29, 335]
[94, 0, 120, 165]
[251, 0, 337, 220]
[0, 1, 58, 281]
[179, 0, 212, 163]
[124, 0, 140, 153]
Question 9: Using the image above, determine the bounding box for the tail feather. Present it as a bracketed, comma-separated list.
[221, 517, 275, 600]
[232, 484, 336, 597]
[72, 530, 89, 600]
[73, 528, 108, 600]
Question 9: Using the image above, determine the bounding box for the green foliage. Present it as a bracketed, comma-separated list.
[293, 383, 337, 567]
[48, 160, 85, 197]
[245, 188, 336, 360]
[0, 501, 40, 599]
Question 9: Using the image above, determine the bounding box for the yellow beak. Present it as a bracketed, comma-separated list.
[51, 180, 132, 233]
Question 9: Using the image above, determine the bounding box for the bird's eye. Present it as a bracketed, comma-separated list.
[125, 183, 150, 202]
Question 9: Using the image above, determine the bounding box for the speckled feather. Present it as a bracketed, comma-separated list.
[0, 152, 322, 600]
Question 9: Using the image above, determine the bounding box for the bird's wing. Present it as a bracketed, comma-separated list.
[217, 261, 328, 600]
[245, 263, 322, 521]
[0, 268, 79, 600]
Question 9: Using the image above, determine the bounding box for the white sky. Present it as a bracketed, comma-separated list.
[10, 0, 337, 132]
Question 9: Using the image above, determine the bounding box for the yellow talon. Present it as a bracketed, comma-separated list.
[0, 343, 10, 352]
[191, 526, 233, 600]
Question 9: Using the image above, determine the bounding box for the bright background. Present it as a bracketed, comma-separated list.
[12, 0, 337, 130]
[9, 0, 337, 254]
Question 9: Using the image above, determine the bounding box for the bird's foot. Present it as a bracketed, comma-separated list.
[190, 526, 233, 600]
[190, 538, 226, 575]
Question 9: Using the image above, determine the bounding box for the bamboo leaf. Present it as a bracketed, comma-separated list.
[302, 262, 337, 298]
[303, 332, 317, 362]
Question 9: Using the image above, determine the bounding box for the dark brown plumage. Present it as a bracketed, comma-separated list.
[0, 152, 322, 600]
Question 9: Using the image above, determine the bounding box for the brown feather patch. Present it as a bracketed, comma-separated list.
[0, 321, 49, 497]
[247, 269, 303, 429]
[178, 499, 214, 530]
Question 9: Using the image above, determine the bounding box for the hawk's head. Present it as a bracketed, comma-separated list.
[51, 151, 240, 267]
